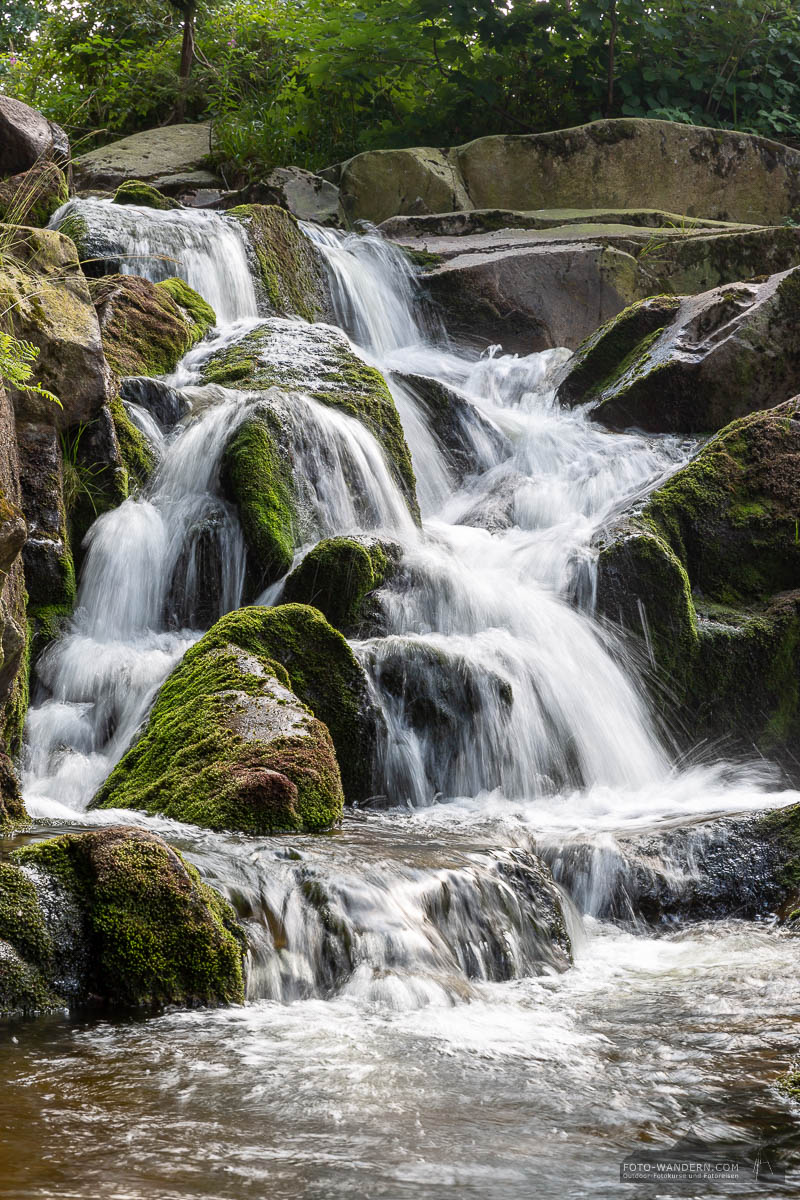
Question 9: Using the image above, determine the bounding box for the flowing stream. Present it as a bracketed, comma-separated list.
[2, 201, 799, 1197]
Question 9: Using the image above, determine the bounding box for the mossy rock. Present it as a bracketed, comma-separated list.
[110, 395, 157, 490]
[204, 320, 418, 520]
[227, 204, 329, 322]
[12, 826, 245, 1010]
[220, 411, 295, 592]
[559, 267, 800, 433]
[89, 273, 216, 378]
[0, 162, 68, 228]
[283, 536, 397, 634]
[112, 180, 182, 211]
[92, 606, 347, 832]
[596, 399, 800, 761]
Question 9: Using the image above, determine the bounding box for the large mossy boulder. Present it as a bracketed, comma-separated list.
[558, 269, 800, 432]
[596, 399, 800, 761]
[282, 536, 398, 635]
[73, 123, 215, 191]
[227, 204, 330, 321]
[338, 119, 800, 226]
[0, 225, 113, 428]
[92, 605, 352, 832]
[0, 162, 68, 228]
[1, 826, 245, 1014]
[89, 273, 215, 377]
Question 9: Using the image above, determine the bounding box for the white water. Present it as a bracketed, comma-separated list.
[11, 202, 799, 1197]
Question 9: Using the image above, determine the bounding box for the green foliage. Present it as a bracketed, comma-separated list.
[0, 332, 61, 408]
[6, 2, 800, 176]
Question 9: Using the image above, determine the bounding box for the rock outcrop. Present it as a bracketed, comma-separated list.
[338, 119, 800, 226]
[227, 204, 331, 321]
[1, 826, 245, 1014]
[596, 399, 800, 761]
[229, 167, 341, 226]
[557, 268, 800, 432]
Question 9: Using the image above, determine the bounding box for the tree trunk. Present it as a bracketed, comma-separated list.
[175, 4, 196, 124]
[606, 0, 618, 117]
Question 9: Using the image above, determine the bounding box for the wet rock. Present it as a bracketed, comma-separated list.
[4, 826, 246, 1012]
[0, 161, 68, 228]
[391, 371, 509, 481]
[0, 96, 68, 176]
[120, 376, 187, 429]
[0, 226, 113, 429]
[89, 273, 215, 377]
[282, 535, 400, 635]
[92, 606, 354, 831]
[595, 399, 800, 763]
[558, 269, 800, 432]
[164, 500, 237, 629]
[73, 123, 216, 191]
[227, 204, 331, 321]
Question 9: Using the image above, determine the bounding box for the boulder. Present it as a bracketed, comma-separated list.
[231, 167, 341, 226]
[338, 119, 800, 226]
[227, 204, 330, 321]
[119, 376, 188, 429]
[73, 123, 216, 191]
[112, 179, 181, 211]
[559, 269, 800, 432]
[3, 826, 245, 1013]
[0, 225, 113, 428]
[282, 536, 400, 635]
[92, 606, 348, 832]
[390, 371, 509, 481]
[0, 96, 68, 176]
[338, 146, 471, 225]
[17, 422, 75, 612]
[89, 273, 215, 377]
[0, 162, 68, 228]
[596, 399, 800, 762]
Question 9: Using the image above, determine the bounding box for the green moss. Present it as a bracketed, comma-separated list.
[228, 204, 328, 322]
[156, 277, 216, 340]
[199, 604, 377, 803]
[90, 275, 212, 378]
[27, 603, 71, 672]
[110, 395, 156, 490]
[92, 607, 346, 832]
[15, 828, 245, 1009]
[2, 625, 30, 764]
[0, 862, 52, 966]
[0, 943, 62, 1014]
[221, 415, 296, 590]
[558, 294, 680, 407]
[112, 180, 181, 211]
[283, 536, 392, 632]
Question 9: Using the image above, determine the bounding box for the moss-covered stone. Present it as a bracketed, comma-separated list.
[227, 204, 329, 322]
[0, 162, 68, 228]
[0, 754, 28, 829]
[92, 606, 347, 832]
[112, 180, 182, 211]
[109, 395, 157, 490]
[89, 273, 215, 378]
[220, 413, 296, 592]
[13, 826, 245, 1010]
[596, 399, 800, 761]
[204, 320, 418, 518]
[283, 536, 395, 633]
[560, 267, 800, 433]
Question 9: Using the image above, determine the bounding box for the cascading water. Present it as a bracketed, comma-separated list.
[7, 203, 800, 1198]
